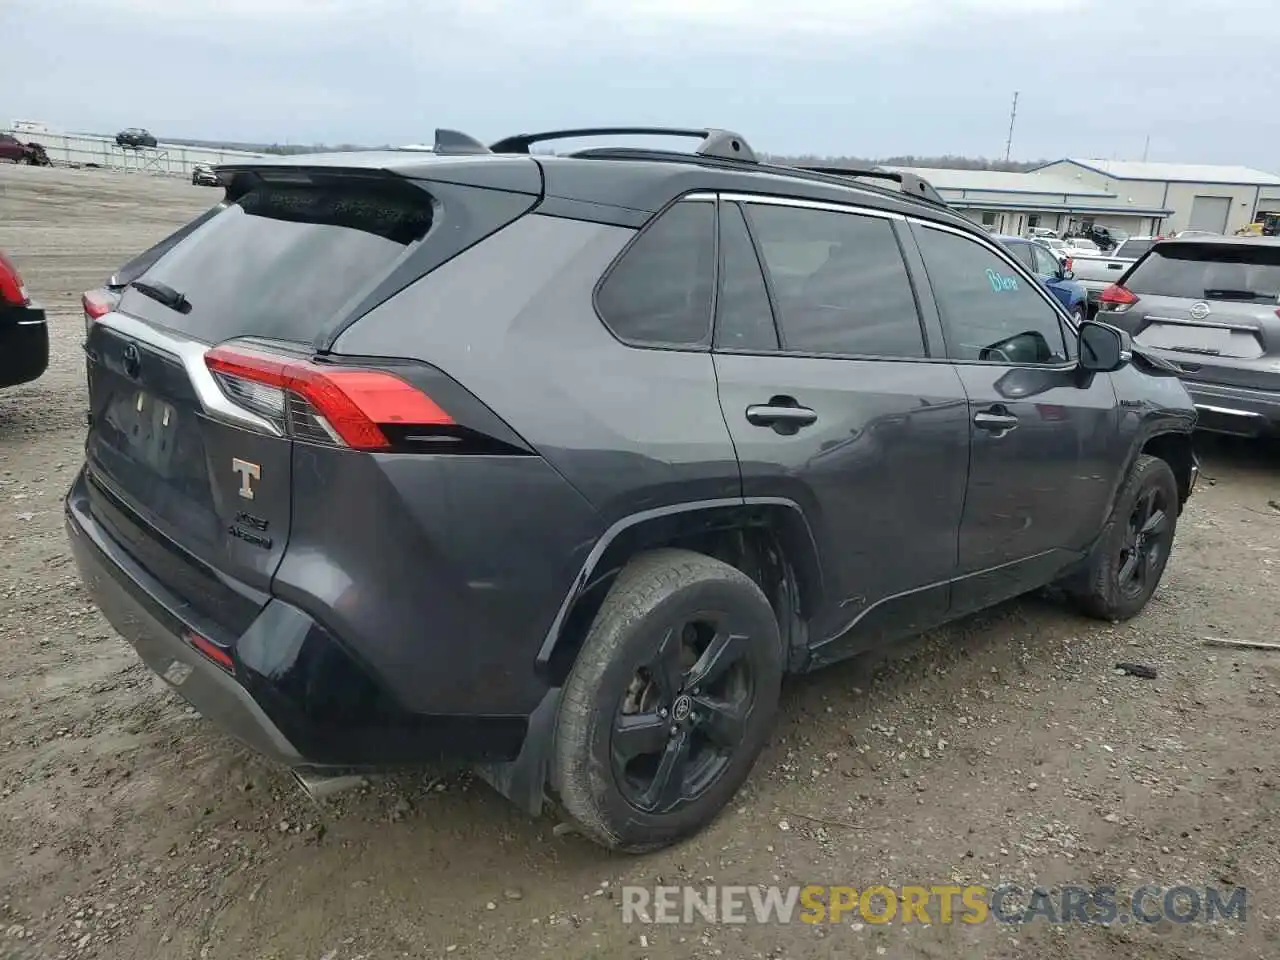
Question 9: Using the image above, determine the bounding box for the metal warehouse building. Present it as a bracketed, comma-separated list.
[882, 165, 1172, 238]
[1028, 159, 1280, 236]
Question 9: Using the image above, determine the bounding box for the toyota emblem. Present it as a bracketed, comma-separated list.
[1189, 301, 1211, 321]
[121, 342, 141, 379]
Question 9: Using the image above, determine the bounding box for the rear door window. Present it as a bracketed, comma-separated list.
[1125, 243, 1280, 303]
[742, 203, 927, 358]
[596, 199, 716, 346]
[1031, 245, 1061, 276]
[1008, 243, 1036, 270]
[121, 178, 434, 343]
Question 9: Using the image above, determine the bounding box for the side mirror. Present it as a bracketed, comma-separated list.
[1078, 319, 1132, 373]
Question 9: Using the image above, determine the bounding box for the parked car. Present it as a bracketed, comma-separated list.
[1029, 227, 1060, 240]
[0, 251, 49, 388]
[116, 128, 158, 149]
[191, 164, 218, 187]
[67, 126, 1198, 853]
[1064, 238, 1102, 258]
[0, 133, 49, 165]
[1034, 236, 1072, 262]
[999, 235, 1088, 321]
[1070, 237, 1162, 312]
[1099, 235, 1280, 436]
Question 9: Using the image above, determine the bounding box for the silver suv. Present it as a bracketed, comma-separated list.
[1099, 236, 1280, 436]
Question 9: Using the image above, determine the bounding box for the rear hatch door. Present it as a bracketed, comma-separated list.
[1119, 241, 1280, 391]
[83, 172, 438, 640]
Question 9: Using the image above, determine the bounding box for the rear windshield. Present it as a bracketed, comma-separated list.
[1126, 243, 1280, 303]
[1117, 239, 1154, 259]
[122, 177, 433, 342]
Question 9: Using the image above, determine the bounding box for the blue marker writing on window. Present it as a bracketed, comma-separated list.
[987, 269, 1018, 292]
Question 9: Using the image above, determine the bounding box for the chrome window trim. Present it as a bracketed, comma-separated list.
[720, 192, 905, 221]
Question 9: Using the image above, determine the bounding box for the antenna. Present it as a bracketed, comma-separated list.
[1142, 134, 1150, 161]
[1004, 91, 1019, 163]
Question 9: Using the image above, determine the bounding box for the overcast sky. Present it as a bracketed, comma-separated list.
[2, 0, 1276, 167]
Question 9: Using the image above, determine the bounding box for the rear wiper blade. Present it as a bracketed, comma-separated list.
[128, 279, 191, 314]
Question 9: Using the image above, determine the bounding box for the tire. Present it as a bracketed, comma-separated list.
[551, 548, 783, 852]
[1063, 455, 1179, 621]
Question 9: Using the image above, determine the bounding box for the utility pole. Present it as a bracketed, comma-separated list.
[1004, 91, 1019, 163]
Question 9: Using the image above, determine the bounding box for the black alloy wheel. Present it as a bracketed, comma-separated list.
[1117, 484, 1171, 599]
[612, 614, 755, 814]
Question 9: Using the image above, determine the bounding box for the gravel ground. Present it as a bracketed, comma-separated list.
[1, 164, 1278, 960]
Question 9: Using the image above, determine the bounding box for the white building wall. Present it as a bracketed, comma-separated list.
[1032, 161, 1265, 234]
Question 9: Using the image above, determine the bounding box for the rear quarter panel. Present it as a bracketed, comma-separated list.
[333, 213, 743, 526]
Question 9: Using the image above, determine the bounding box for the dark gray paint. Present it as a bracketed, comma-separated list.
[67, 147, 1201, 787]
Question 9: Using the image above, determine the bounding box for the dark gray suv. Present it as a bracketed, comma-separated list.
[67, 127, 1198, 852]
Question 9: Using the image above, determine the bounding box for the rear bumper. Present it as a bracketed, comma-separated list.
[65, 469, 530, 771]
[1184, 381, 1280, 437]
[0, 303, 49, 388]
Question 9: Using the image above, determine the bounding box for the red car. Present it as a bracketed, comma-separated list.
[0, 251, 48, 387]
[0, 133, 49, 165]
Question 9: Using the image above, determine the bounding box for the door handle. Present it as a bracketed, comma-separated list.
[745, 403, 818, 429]
[973, 407, 1019, 433]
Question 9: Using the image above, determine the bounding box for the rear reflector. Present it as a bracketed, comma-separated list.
[205, 344, 453, 450]
[0, 252, 30, 306]
[185, 631, 234, 671]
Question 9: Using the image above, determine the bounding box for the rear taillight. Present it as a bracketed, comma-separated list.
[1099, 283, 1138, 312]
[0, 252, 30, 306]
[1064, 257, 1073, 273]
[81, 288, 116, 335]
[204, 344, 453, 451]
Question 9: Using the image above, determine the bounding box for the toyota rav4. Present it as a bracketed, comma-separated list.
[68, 127, 1198, 852]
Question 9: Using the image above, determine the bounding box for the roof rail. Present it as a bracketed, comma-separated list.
[789, 165, 947, 207]
[432, 128, 493, 155]
[489, 126, 757, 163]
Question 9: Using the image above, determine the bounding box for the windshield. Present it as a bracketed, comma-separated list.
[1118, 239, 1155, 259]
[1125, 243, 1280, 303]
[120, 177, 434, 341]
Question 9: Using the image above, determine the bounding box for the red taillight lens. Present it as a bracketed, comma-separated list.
[1064, 257, 1073, 273]
[204, 344, 453, 450]
[82, 288, 117, 337]
[82, 289, 113, 320]
[1099, 284, 1138, 308]
[0, 252, 30, 306]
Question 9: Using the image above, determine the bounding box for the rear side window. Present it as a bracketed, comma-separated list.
[122, 178, 433, 342]
[743, 204, 926, 358]
[596, 200, 716, 346]
[1126, 243, 1280, 303]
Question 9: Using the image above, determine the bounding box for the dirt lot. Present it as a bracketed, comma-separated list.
[1, 165, 1278, 960]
